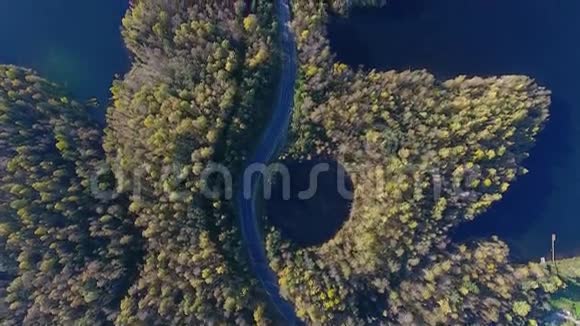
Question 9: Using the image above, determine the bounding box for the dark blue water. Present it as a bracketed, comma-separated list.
[0, 0, 129, 123]
[329, 0, 580, 260]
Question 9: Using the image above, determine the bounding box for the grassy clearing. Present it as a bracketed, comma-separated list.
[551, 257, 580, 319]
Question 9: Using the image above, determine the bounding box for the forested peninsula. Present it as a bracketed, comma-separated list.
[263, 1, 561, 325]
[0, 0, 569, 325]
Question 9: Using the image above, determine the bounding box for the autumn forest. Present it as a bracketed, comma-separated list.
[0, 0, 573, 325]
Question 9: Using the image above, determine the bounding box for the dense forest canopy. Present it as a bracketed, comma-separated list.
[1, 0, 283, 324]
[103, 0, 281, 323]
[0, 65, 141, 324]
[0, 0, 570, 325]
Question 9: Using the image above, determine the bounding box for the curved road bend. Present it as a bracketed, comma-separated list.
[237, 0, 299, 324]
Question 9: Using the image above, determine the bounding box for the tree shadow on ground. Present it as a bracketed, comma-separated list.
[552, 277, 580, 318]
[265, 159, 353, 247]
[558, 277, 580, 300]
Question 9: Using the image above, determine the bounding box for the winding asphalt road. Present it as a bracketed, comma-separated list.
[237, 0, 299, 324]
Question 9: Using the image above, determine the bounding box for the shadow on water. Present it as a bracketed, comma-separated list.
[328, 0, 580, 259]
[0, 0, 129, 124]
[265, 160, 354, 247]
[453, 97, 575, 261]
[328, 0, 426, 68]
